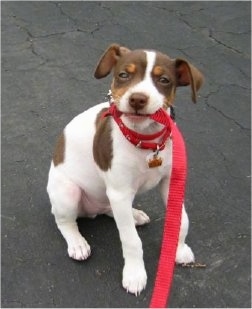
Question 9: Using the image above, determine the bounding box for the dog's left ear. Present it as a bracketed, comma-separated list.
[175, 59, 204, 103]
[94, 44, 131, 79]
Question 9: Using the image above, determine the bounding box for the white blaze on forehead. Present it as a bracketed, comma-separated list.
[144, 51, 156, 79]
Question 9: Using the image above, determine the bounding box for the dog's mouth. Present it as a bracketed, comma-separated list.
[124, 112, 148, 117]
[122, 112, 150, 121]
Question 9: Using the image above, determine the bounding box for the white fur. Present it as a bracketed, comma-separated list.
[47, 51, 194, 296]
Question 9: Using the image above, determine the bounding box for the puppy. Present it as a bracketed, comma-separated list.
[47, 44, 204, 295]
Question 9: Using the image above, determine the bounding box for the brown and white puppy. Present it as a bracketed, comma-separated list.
[47, 44, 204, 295]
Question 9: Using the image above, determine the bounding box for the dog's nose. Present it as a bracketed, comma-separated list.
[129, 93, 148, 111]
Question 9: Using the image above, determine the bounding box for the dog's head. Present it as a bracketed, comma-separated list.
[94, 44, 204, 119]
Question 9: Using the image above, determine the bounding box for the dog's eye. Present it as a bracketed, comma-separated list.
[159, 76, 170, 84]
[118, 72, 130, 79]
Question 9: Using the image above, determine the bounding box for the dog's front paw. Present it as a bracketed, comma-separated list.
[122, 262, 147, 296]
[132, 208, 150, 226]
[176, 243, 195, 264]
[67, 236, 91, 261]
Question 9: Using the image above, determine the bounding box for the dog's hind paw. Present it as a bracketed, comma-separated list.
[122, 262, 147, 296]
[67, 237, 91, 261]
[175, 243, 195, 264]
[133, 208, 150, 226]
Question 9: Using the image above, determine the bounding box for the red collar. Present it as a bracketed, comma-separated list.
[102, 103, 172, 152]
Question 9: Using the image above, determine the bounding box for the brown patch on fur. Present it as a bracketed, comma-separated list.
[111, 85, 130, 104]
[53, 132, 65, 166]
[175, 59, 204, 103]
[112, 50, 147, 88]
[152, 52, 203, 104]
[93, 108, 113, 171]
[163, 88, 176, 108]
[94, 44, 131, 79]
[151, 52, 176, 105]
[111, 50, 147, 106]
[153, 65, 164, 76]
[126, 63, 136, 73]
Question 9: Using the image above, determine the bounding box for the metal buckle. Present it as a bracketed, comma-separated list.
[136, 141, 142, 148]
[154, 145, 160, 156]
[107, 90, 113, 105]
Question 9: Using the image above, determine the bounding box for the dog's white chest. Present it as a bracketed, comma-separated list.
[137, 151, 172, 193]
[111, 128, 172, 194]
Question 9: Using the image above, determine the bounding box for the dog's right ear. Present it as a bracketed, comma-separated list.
[94, 44, 131, 79]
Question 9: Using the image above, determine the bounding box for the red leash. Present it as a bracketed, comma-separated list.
[103, 104, 187, 307]
[149, 119, 187, 308]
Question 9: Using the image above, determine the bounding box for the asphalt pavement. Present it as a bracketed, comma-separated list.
[1, 1, 251, 308]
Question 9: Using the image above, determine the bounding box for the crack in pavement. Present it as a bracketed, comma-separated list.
[54, 2, 100, 35]
[4, 12, 100, 72]
[54, 1, 77, 24]
[214, 146, 250, 180]
[208, 28, 246, 56]
[213, 30, 251, 35]
[154, 7, 249, 59]
[2, 300, 25, 307]
[203, 86, 250, 133]
[9, 14, 49, 66]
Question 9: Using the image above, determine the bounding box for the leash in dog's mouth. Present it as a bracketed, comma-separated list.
[106, 89, 176, 121]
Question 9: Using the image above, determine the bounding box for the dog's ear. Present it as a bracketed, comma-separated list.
[94, 44, 131, 79]
[175, 59, 204, 103]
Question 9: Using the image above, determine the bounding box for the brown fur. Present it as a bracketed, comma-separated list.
[94, 44, 131, 79]
[111, 51, 148, 105]
[151, 53, 177, 107]
[93, 108, 113, 171]
[153, 65, 164, 76]
[163, 88, 176, 108]
[126, 63, 136, 73]
[175, 59, 204, 103]
[53, 132, 65, 166]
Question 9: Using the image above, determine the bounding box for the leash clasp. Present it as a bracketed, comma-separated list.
[154, 145, 160, 156]
[107, 90, 113, 105]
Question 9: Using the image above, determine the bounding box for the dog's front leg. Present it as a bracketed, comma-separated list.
[106, 186, 147, 296]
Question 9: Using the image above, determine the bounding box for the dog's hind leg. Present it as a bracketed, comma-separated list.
[160, 177, 194, 264]
[47, 166, 91, 261]
[175, 205, 195, 264]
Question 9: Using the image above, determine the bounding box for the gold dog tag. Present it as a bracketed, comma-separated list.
[146, 152, 163, 168]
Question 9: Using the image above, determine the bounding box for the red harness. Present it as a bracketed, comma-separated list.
[103, 104, 187, 308]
